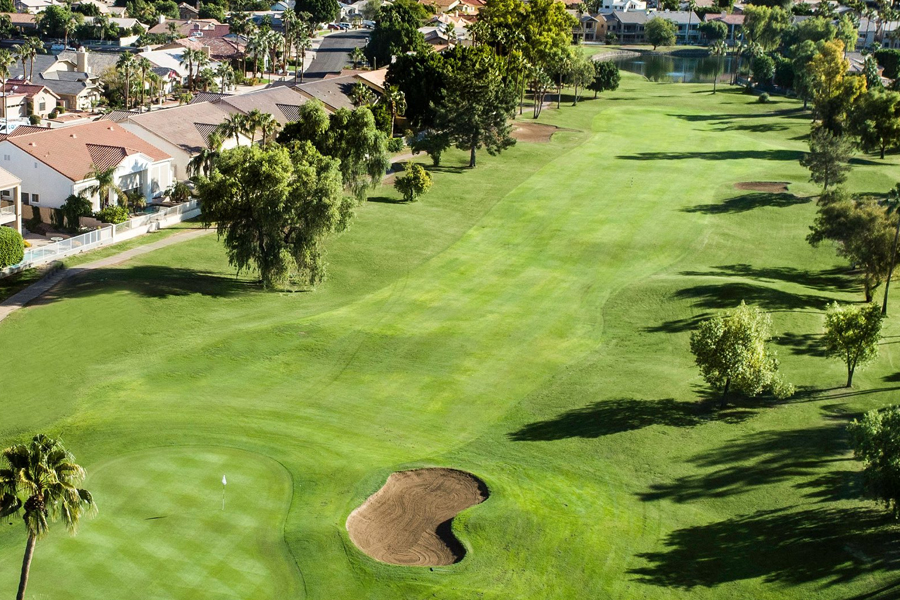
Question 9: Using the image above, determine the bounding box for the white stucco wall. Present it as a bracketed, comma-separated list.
[0, 141, 76, 209]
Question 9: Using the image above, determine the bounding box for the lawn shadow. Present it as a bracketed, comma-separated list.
[38, 265, 256, 304]
[618, 149, 804, 161]
[367, 196, 406, 204]
[777, 331, 827, 357]
[672, 281, 830, 312]
[508, 398, 754, 441]
[667, 108, 808, 123]
[680, 264, 855, 293]
[630, 505, 900, 589]
[712, 122, 790, 133]
[637, 418, 855, 504]
[683, 192, 809, 214]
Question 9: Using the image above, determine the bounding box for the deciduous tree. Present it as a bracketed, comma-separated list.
[689, 301, 794, 406]
[849, 406, 900, 518]
[848, 90, 900, 159]
[588, 60, 620, 98]
[824, 302, 883, 387]
[645, 17, 677, 50]
[394, 163, 432, 202]
[800, 127, 853, 192]
[197, 143, 351, 287]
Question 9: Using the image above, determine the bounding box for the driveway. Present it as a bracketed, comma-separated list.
[304, 30, 371, 81]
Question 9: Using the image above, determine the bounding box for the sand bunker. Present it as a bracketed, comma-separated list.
[346, 468, 488, 566]
[735, 181, 790, 193]
[511, 121, 560, 143]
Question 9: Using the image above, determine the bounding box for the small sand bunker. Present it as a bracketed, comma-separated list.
[346, 468, 488, 566]
[511, 121, 560, 143]
[735, 181, 790, 193]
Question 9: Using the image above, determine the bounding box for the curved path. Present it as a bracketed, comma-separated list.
[0, 227, 213, 324]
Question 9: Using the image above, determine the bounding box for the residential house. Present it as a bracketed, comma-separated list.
[355, 67, 387, 94]
[601, 0, 646, 10]
[603, 10, 650, 43]
[575, 14, 606, 42]
[295, 74, 360, 111]
[139, 47, 202, 86]
[119, 100, 248, 178]
[418, 0, 461, 14]
[178, 2, 200, 19]
[147, 17, 225, 37]
[214, 86, 309, 124]
[652, 11, 701, 44]
[704, 13, 744, 43]
[162, 35, 246, 65]
[858, 15, 876, 48]
[14, 0, 59, 13]
[7, 50, 105, 111]
[0, 82, 60, 120]
[0, 12, 37, 33]
[0, 167, 22, 235]
[0, 121, 174, 210]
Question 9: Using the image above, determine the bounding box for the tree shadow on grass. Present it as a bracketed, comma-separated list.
[630, 505, 900, 589]
[680, 264, 855, 293]
[40, 266, 256, 303]
[683, 192, 809, 214]
[673, 281, 831, 311]
[508, 398, 754, 441]
[667, 108, 808, 123]
[712, 122, 790, 133]
[367, 196, 406, 204]
[618, 149, 804, 161]
[638, 421, 853, 504]
[776, 331, 827, 357]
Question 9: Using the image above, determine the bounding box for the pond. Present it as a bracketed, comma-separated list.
[612, 53, 739, 83]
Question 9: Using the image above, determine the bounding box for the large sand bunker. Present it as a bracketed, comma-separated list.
[346, 468, 489, 566]
[511, 121, 560, 143]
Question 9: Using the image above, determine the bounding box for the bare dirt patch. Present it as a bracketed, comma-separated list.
[346, 468, 488, 566]
[511, 121, 560, 143]
[735, 181, 790, 193]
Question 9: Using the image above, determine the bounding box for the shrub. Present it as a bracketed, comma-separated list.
[0, 226, 25, 267]
[849, 406, 900, 518]
[758, 92, 770, 103]
[166, 181, 192, 203]
[95, 205, 129, 224]
[57, 194, 93, 232]
[393, 163, 433, 202]
[28, 114, 40, 125]
[386, 137, 405, 153]
[48, 109, 58, 119]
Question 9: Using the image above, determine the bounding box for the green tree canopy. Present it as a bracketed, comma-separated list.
[645, 17, 677, 50]
[588, 61, 620, 98]
[808, 188, 897, 302]
[699, 19, 728, 42]
[849, 406, 900, 518]
[295, 0, 339, 24]
[823, 302, 883, 387]
[848, 90, 900, 159]
[0, 226, 24, 268]
[197, 143, 352, 287]
[800, 127, 853, 192]
[743, 5, 790, 51]
[365, 3, 426, 68]
[689, 302, 794, 406]
[386, 50, 448, 127]
[432, 45, 517, 167]
[394, 163, 433, 202]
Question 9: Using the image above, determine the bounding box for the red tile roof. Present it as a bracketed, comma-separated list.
[3, 121, 170, 182]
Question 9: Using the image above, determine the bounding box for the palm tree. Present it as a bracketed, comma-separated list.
[282, 8, 298, 72]
[881, 183, 900, 316]
[350, 81, 374, 107]
[187, 130, 224, 178]
[245, 108, 266, 143]
[94, 13, 110, 43]
[218, 112, 248, 145]
[146, 71, 163, 106]
[710, 40, 726, 94]
[13, 44, 27, 81]
[136, 56, 152, 111]
[266, 30, 284, 81]
[63, 16, 77, 49]
[194, 51, 211, 85]
[0, 434, 96, 600]
[248, 30, 269, 80]
[0, 49, 14, 127]
[350, 46, 366, 69]
[86, 164, 125, 207]
[117, 52, 135, 109]
[25, 37, 41, 82]
[216, 62, 234, 92]
[383, 85, 406, 137]
[293, 22, 313, 84]
[179, 48, 197, 91]
[686, 0, 697, 46]
[198, 67, 216, 92]
[257, 111, 279, 144]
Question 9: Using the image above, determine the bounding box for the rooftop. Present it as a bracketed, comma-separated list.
[2, 121, 170, 182]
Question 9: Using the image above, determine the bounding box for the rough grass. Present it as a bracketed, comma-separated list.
[2, 76, 900, 599]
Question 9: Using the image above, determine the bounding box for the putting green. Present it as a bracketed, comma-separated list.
[0, 447, 300, 599]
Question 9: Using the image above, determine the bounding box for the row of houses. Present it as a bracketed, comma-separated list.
[0, 68, 389, 237]
[580, 10, 702, 44]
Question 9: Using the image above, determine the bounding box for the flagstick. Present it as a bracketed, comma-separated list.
[222, 474, 227, 511]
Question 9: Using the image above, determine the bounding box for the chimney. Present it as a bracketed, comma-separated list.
[158, 14, 166, 24]
[201, 45, 211, 57]
[76, 48, 88, 74]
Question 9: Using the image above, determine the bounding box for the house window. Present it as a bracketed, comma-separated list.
[34, 162, 38, 168]
[39, 101, 46, 112]
[21, 193, 28, 203]
[2, 155, 8, 161]
[0, 190, 9, 198]
[31, 194, 39, 203]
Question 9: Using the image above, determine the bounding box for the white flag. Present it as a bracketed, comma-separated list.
[222, 475, 227, 486]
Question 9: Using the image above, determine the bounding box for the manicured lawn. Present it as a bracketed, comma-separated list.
[2, 75, 900, 599]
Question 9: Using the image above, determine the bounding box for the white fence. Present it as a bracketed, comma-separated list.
[2, 199, 201, 276]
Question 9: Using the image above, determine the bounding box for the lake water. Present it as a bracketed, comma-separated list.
[612, 53, 738, 83]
